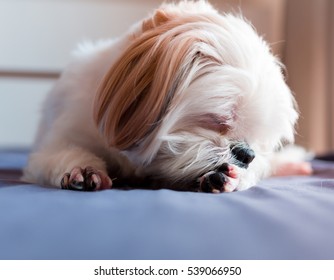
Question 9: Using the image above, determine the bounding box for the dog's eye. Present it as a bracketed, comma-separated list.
[274, 138, 293, 152]
[198, 113, 231, 135]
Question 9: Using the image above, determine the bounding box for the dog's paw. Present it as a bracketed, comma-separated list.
[61, 166, 112, 191]
[199, 163, 239, 193]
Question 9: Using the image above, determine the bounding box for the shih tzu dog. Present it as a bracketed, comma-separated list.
[23, 0, 311, 193]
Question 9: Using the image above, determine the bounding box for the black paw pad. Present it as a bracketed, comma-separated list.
[200, 172, 226, 193]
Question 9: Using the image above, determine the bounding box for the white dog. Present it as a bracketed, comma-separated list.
[23, 0, 311, 192]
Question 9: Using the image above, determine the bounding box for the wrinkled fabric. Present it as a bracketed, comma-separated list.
[0, 150, 334, 260]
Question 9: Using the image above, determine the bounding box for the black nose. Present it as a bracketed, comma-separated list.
[231, 144, 255, 168]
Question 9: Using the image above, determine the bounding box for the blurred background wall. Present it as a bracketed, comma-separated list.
[284, 0, 334, 154]
[0, 0, 332, 154]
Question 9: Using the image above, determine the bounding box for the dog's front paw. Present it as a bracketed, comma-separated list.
[61, 166, 112, 191]
[199, 163, 239, 193]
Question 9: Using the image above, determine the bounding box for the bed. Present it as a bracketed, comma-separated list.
[1, 149, 334, 260]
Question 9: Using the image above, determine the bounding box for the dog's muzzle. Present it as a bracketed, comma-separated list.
[231, 143, 255, 168]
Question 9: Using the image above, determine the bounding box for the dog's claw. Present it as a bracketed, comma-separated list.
[61, 166, 112, 191]
[61, 173, 70, 189]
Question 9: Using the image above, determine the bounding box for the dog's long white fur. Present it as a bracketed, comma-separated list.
[23, 1, 299, 191]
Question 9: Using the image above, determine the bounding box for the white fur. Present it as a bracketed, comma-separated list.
[23, 1, 299, 192]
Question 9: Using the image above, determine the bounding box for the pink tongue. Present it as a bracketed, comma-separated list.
[273, 162, 313, 177]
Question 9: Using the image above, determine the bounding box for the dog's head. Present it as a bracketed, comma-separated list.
[94, 1, 298, 192]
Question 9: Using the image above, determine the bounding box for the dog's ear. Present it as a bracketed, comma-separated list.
[142, 9, 170, 32]
[93, 11, 220, 150]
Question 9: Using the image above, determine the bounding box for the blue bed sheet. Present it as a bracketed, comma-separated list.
[1, 150, 334, 260]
